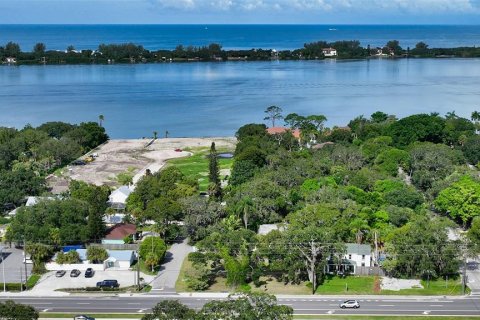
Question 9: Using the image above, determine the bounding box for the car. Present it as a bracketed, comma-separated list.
[174, 148, 182, 152]
[72, 160, 86, 166]
[340, 300, 360, 309]
[73, 315, 95, 320]
[70, 269, 81, 277]
[96, 279, 119, 288]
[84, 268, 94, 278]
[55, 270, 66, 277]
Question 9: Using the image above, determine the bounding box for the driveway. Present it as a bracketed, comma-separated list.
[0, 245, 32, 283]
[150, 238, 192, 292]
[31, 270, 154, 294]
[466, 259, 480, 295]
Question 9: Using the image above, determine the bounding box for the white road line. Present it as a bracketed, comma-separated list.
[430, 304, 443, 307]
[127, 303, 141, 305]
[77, 303, 90, 305]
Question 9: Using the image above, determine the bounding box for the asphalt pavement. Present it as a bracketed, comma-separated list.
[1, 294, 479, 316]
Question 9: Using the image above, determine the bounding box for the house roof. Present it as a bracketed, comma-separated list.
[266, 127, 301, 139]
[257, 224, 286, 235]
[346, 243, 371, 255]
[311, 142, 335, 150]
[104, 214, 125, 225]
[75, 249, 134, 262]
[26, 196, 55, 207]
[107, 250, 135, 261]
[104, 223, 136, 240]
[109, 186, 132, 199]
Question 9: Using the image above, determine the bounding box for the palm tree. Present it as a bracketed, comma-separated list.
[98, 114, 104, 127]
[471, 111, 480, 134]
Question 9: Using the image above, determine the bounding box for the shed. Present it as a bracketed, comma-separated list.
[104, 250, 136, 269]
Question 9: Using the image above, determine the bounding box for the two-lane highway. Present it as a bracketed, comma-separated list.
[1, 294, 480, 316]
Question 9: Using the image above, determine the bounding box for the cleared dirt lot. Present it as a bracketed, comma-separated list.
[48, 137, 236, 192]
[31, 270, 155, 294]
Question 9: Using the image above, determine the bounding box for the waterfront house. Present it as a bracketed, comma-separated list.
[266, 127, 301, 139]
[4, 57, 17, 64]
[322, 48, 337, 57]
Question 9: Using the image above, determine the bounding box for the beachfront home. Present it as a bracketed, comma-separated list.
[322, 48, 337, 57]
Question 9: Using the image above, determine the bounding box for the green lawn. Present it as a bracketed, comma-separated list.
[26, 274, 41, 289]
[315, 275, 376, 295]
[167, 147, 234, 191]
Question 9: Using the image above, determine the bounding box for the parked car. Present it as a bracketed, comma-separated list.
[174, 148, 182, 152]
[340, 300, 360, 309]
[96, 279, 119, 288]
[73, 315, 95, 320]
[84, 268, 94, 278]
[55, 270, 66, 277]
[72, 160, 86, 166]
[70, 269, 81, 277]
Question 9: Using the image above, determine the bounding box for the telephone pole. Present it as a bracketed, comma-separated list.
[23, 237, 28, 290]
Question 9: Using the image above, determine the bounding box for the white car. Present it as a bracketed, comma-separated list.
[339, 300, 360, 309]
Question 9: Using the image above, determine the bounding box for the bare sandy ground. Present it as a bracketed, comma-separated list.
[48, 137, 236, 192]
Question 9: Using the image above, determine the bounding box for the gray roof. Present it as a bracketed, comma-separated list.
[346, 243, 371, 255]
[75, 249, 134, 262]
[113, 186, 132, 197]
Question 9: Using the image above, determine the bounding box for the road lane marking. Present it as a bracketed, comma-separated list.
[430, 304, 443, 307]
[77, 303, 90, 305]
[42, 309, 49, 312]
[127, 303, 141, 305]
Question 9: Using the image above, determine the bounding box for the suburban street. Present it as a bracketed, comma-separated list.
[1, 294, 480, 316]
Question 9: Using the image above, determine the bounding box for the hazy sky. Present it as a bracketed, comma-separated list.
[1, 0, 480, 24]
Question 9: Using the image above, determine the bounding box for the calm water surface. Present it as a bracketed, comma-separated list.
[1, 59, 480, 138]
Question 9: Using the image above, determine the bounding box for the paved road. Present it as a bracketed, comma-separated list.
[150, 238, 192, 293]
[0, 246, 32, 283]
[1, 295, 480, 316]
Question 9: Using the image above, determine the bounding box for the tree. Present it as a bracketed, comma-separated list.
[264, 105, 283, 127]
[385, 40, 402, 55]
[67, 45, 75, 52]
[370, 111, 389, 123]
[5, 42, 21, 57]
[463, 136, 480, 165]
[471, 111, 480, 134]
[26, 243, 53, 273]
[0, 300, 39, 320]
[467, 217, 480, 255]
[435, 176, 480, 227]
[388, 114, 445, 148]
[139, 236, 167, 271]
[383, 215, 460, 279]
[208, 142, 222, 199]
[374, 148, 410, 176]
[153, 131, 157, 139]
[199, 293, 293, 320]
[98, 114, 104, 127]
[142, 300, 196, 320]
[56, 250, 81, 264]
[86, 246, 108, 264]
[33, 43, 46, 56]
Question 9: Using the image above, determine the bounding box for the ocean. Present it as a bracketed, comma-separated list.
[1, 24, 480, 51]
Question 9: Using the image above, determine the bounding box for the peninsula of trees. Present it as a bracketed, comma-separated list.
[2, 40, 480, 65]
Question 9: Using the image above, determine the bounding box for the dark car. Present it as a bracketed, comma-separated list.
[72, 160, 86, 166]
[96, 279, 119, 288]
[55, 270, 66, 277]
[84, 268, 94, 278]
[70, 269, 81, 277]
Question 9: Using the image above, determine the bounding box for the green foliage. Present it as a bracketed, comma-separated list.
[139, 236, 167, 270]
[142, 300, 197, 320]
[389, 114, 445, 147]
[208, 142, 222, 199]
[374, 148, 410, 176]
[384, 216, 460, 279]
[463, 135, 480, 165]
[86, 246, 108, 264]
[435, 175, 480, 225]
[467, 217, 480, 255]
[26, 243, 53, 274]
[361, 136, 393, 161]
[56, 250, 81, 264]
[0, 168, 45, 209]
[230, 160, 258, 186]
[7, 199, 90, 245]
[0, 300, 39, 320]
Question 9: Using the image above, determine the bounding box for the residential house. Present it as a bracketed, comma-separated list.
[7, 196, 55, 217]
[62, 248, 136, 270]
[257, 224, 286, 236]
[327, 243, 372, 275]
[102, 223, 136, 244]
[322, 48, 337, 57]
[103, 213, 126, 227]
[108, 186, 132, 211]
[266, 127, 301, 140]
[4, 57, 17, 64]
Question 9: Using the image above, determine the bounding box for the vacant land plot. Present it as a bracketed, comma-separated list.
[47, 137, 236, 192]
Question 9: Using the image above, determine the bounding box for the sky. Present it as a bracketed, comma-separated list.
[1, 0, 480, 24]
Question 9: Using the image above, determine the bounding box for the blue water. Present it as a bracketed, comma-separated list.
[1, 25, 480, 51]
[1, 59, 479, 138]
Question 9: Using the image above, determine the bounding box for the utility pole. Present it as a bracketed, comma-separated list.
[1, 247, 5, 292]
[23, 238, 28, 290]
[462, 251, 467, 295]
[137, 251, 141, 292]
